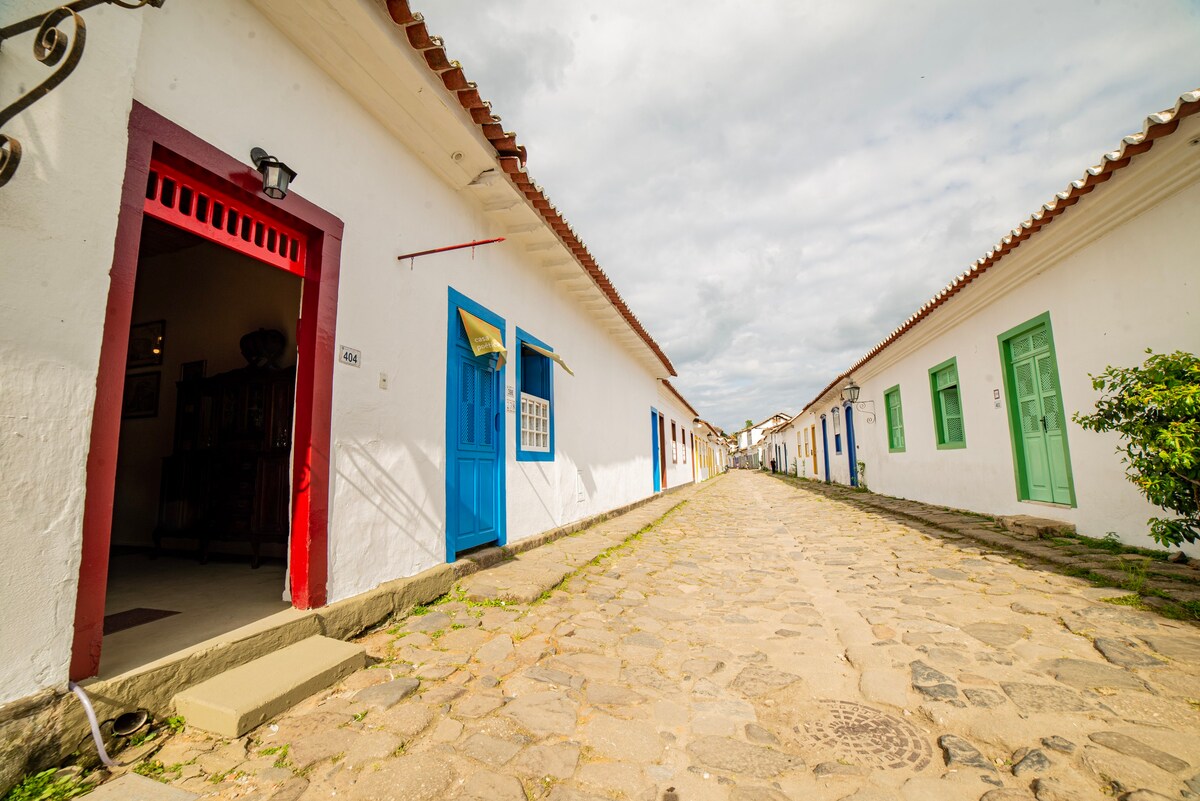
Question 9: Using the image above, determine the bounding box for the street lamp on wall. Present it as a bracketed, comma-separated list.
[841, 379, 876, 424]
[250, 147, 297, 200]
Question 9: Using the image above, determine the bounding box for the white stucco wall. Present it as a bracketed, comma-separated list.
[0, 0, 688, 704]
[0, 2, 148, 704]
[839, 140, 1200, 553]
[130, 0, 688, 599]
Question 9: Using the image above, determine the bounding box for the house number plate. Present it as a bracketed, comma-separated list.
[339, 346, 362, 367]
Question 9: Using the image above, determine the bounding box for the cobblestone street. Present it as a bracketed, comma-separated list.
[141, 471, 1200, 801]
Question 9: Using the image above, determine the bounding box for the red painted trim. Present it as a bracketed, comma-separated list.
[145, 158, 308, 276]
[70, 102, 342, 679]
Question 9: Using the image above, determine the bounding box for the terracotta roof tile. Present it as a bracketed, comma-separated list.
[389, 1, 677, 376]
[660, 379, 699, 418]
[800, 89, 1200, 414]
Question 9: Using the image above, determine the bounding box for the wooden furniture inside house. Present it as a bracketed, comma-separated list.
[155, 330, 294, 567]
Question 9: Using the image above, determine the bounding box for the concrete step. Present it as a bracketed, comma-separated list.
[173, 635, 364, 737]
[997, 514, 1076, 540]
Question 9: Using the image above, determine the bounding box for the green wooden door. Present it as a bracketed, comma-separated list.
[1007, 324, 1072, 504]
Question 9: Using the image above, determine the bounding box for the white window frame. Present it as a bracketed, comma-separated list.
[520, 392, 551, 453]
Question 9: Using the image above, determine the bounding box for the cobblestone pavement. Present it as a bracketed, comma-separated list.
[136, 471, 1200, 800]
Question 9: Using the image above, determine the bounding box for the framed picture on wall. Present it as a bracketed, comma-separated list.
[180, 360, 207, 381]
[128, 320, 166, 368]
[122, 372, 161, 419]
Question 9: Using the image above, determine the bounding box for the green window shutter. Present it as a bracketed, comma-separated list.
[885, 387, 905, 451]
[929, 359, 965, 448]
[940, 385, 964, 444]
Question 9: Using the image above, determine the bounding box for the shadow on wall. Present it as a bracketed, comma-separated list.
[334, 438, 444, 573]
[579, 465, 597, 498]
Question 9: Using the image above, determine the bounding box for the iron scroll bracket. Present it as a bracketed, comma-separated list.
[851, 400, 877, 425]
[0, 0, 164, 188]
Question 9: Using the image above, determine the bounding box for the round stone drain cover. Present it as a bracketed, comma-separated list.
[801, 700, 932, 771]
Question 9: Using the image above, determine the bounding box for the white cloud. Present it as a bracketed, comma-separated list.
[418, 0, 1200, 431]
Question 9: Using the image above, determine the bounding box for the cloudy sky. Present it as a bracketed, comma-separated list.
[418, 1, 1200, 432]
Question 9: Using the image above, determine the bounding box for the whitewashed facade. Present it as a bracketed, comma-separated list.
[0, 0, 707, 709]
[797, 92, 1200, 554]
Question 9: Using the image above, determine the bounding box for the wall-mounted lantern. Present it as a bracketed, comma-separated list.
[840, 379, 876, 423]
[250, 147, 297, 200]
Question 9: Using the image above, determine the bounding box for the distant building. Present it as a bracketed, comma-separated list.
[730, 412, 791, 468]
[793, 90, 1200, 552]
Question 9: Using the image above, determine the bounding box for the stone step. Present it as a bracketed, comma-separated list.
[997, 514, 1076, 540]
[88, 774, 199, 800]
[173, 635, 365, 737]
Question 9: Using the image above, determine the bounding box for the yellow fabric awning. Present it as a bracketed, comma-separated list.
[458, 308, 507, 370]
[523, 341, 574, 376]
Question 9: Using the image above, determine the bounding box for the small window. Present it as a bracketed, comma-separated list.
[517, 330, 554, 461]
[832, 407, 842, 454]
[885, 385, 905, 452]
[671, 421, 678, 463]
[929, 358, 966, 448]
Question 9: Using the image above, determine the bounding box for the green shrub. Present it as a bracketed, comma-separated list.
[2, 770, 89, 801]
[1074, 350, 1200, 546]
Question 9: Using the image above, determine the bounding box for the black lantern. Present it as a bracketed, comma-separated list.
[841, 380, 861, 404]
[250, 147, 297, 200]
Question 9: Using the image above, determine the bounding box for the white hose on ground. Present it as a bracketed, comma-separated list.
[67, 681, 119, 768]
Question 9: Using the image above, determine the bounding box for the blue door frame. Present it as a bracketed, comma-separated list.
[445, 287, 506, 562]
[820, 415, 830, 482]
[845, 404, 859, 487]
[651, 408, 662, 492]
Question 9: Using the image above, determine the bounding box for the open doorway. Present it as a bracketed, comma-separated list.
[100, 218, 302, 675]
[73, 105, 342, 681]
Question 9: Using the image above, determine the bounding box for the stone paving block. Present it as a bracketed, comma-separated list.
[353, 677, 420, 709]
[87, 774, 199, 800]
[1088, 731, 1190, 773]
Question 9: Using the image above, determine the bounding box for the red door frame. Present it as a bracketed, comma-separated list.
[70, 102, 343, 680]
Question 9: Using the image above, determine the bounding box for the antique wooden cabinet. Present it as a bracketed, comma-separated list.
[155, 365, 295, 567]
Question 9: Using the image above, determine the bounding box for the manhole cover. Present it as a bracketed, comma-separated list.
[801, 700, 931, 771]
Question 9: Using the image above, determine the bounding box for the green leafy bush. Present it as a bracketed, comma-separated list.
[2, 769, 89, 801]
[1074, 350, 1200, 546]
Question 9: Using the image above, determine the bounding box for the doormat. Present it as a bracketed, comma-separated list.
[103, 607, 180, 635]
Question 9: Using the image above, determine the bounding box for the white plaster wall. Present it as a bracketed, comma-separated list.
[127, 0, 682, 601]
[656, 392, 697, 490]
[848, 173, 1200, 553]
[0, 2, 146, 704]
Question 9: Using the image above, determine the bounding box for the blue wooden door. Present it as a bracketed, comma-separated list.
[446, 291, 505, 560]
[845, 405, 858, 487]
[651, 409, 661, 492]
[820, 416, 831, 482]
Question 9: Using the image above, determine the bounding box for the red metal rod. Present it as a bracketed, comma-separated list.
[397, 237, 505, 262]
